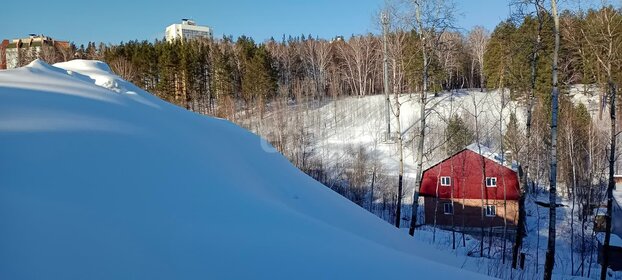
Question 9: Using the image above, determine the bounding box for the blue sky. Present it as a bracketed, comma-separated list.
[1, 0, 512, 45]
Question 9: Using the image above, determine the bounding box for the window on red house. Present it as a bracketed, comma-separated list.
[440, 176, 451, 186]
[443, 203, 454, 215]
[486, 177, 497, 187]
[485, 205, 496, 217]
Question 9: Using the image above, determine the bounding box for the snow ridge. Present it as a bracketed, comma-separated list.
[0, 60, 490, 279]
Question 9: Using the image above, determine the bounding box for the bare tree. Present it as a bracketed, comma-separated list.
[467, 26, 490, 91]
[543, 0, 560, 279]
[335, 35, 379, 96]
[436, 32, 463, 90]
[38, 45, 60, 65]
[511, 0, 546, 270]
[301, 38, 332, 100]
[406, 0, 458, 236]
[377, 2, 412, 227]
[392, 86, 406, 227]
[109, 57, 137, 82]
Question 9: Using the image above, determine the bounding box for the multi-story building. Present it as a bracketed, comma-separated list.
[165, 19, 213, 42]
[2, 34, 70, 69]
[420, 143, 521, 231]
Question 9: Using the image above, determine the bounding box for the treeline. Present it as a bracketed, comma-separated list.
[60, 30, 494, 120]
[29, 7, 621, 125]
[42, 7, 617, 124]
[97, 37, 275, 119]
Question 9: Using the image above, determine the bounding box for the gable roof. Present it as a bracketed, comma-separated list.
[423, 143, 519, 174]
[465, 143, 519, 172]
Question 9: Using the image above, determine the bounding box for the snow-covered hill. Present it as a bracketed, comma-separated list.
[253, 88, 526, 204]
[0, 60, 489, 279]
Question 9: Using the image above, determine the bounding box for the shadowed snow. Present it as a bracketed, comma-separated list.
[0, 60, 490, 279]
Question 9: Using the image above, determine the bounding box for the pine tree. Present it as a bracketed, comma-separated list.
[445, 114, 474, 156]
[212, 44, 235, 118]
[483, 21, 516, 91]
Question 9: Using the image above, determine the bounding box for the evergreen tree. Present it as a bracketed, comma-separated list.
[156, 40, 181, 105]
[483, 20, 516, 91]
[211, 43, 235, 118]
[445, 114, 474, 156]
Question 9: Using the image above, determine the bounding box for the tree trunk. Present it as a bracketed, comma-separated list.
[513, 2, 543, 269]
[370, 167, 376, 212]
[569, 130, 577, 275]
[382, 12, 392, 141]
[479, 149, 487, 258]
[394, 92, 404, 228]
[409, 2, 428, 236]
[600, 80, 617, 280]
[544, 1, 560, 279]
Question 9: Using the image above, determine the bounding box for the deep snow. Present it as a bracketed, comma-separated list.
[0, 60, 490, 279]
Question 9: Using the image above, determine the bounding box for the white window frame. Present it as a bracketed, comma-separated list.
[486, 177, 497, 188]
[485, 205, 496, 217]
[440, 176, 451, 186]
[443, 203, 454, 215]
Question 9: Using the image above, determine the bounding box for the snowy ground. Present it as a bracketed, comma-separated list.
[249, 85, 614, 279]
[408, 192, 611, 279]
[568, 84, 603, 117]
[0, 60, 494, 279]
[256, 89, 526, 204]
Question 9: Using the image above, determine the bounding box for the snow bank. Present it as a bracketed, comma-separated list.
[55, 60, 131, 94]
[0, 60, 489, 279]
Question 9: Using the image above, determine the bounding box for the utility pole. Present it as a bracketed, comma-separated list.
[382, 11, 391, 141]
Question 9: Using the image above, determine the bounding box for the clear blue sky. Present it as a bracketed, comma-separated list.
[1, 0, 512, 45]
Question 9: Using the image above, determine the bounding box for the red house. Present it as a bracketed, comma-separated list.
[420, 144, 520, 230]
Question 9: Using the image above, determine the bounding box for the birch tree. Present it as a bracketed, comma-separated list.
[407, 0, 457, 236]
[543, 0, 560, 278]
[336, 35, 379, 96]
[511, 0, 546, 270]
[301, 37, 332, 100]
[393, 86, 406, 228]
[467, 26, 490, 91]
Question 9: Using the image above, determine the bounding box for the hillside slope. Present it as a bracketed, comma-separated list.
[0, 60, 488, 279]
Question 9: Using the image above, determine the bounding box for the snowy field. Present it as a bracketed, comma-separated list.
[0, 60, 494, 279]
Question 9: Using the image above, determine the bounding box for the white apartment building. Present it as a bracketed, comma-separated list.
[165, 19, 212, 42]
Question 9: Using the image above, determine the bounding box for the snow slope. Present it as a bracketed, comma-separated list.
[255, 89, 525, 204]
[0, 60, 489, 279]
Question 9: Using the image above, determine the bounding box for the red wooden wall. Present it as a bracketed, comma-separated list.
[420, 149, 520, 200]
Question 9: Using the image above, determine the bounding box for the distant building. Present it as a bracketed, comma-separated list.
[3, 34, 70, 69]
[615, 175, 622, 190]
[0, 40, 8, 69]
[330, 35, 344, 43]
[165, 19, 212, 42]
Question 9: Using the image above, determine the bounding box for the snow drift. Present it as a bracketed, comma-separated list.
[0, 60, 488, 279]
